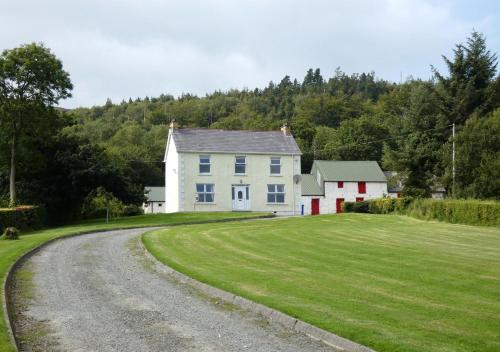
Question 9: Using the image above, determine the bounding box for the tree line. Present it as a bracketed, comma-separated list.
[0, 31, 498, 223]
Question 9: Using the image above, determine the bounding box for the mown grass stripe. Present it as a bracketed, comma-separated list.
[143, 214, 500, 352]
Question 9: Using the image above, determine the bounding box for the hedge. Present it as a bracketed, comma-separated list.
[0, 206, 45, 233]
[343, 198, 499, 227]
[343, 201, 370, 213]
[368, 198, 413, 214]
[406, 199, 500, 227]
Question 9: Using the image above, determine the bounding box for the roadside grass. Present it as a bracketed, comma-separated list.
[143, 213, 500, 352]
[0, 211, 268, 352]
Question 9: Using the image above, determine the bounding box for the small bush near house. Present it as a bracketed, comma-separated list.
[343, 202, 355, 212]
[0, 206, 44, 233]
[2, 227, 19, 240]
[81, 187, 124, 220]
[368, 198, 395, 214]
[122, 205, 144, 217]
[343, 201, 370, 213]
[367, 198, 413, 214]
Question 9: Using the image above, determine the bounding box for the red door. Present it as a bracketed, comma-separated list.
[311, 198, 320, 215]
[336, 198, 344, 213]
[356, 197, 364, 202]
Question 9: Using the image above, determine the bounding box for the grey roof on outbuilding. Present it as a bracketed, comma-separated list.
[171, 128, 302, 154]
[144, 187, 165, 202]
[315, 160, 387, 182]
[301, 174, 323, 196]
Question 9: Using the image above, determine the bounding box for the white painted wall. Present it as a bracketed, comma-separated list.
[300, 195, 325, 215]
[143, 202, 165, 214]
[179, 152, 301, 215]
[326, 181, 388, 202]
[300, 181, 388, 215]
[164, 134, 179, 213]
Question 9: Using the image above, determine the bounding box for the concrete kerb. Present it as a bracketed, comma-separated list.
[2, 213, 274, 352]
[139, 240, 376, 352]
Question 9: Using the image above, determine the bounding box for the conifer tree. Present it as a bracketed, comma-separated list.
[434, 31, 498, 126]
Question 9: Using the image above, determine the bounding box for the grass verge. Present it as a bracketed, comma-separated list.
[0, 211, 269, 352]
[143, 213, 500, 352]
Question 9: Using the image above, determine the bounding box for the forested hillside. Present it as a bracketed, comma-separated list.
[1, 31, 499, 223]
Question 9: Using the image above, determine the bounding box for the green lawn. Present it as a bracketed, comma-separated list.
[143, 214, 500, 352]
[0, 211, 268, 352]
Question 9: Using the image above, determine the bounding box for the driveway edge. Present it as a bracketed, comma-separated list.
[3, 213, 274, 351]
[140, 237, 375, 352]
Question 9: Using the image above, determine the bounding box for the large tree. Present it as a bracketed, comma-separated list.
[434, 31, 498, 126]
[440, 109, 500, 199]
[317, 115, 389, 162]
[381, 80, 443, 196]
[0, 43, 72, 206]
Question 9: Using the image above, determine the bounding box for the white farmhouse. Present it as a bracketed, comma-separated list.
[164, 122, 302, 215]
[300, 160, 388, 215]
[143, 186, 165, 214]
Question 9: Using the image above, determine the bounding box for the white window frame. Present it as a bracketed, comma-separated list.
[199, 155, 211, 174]
[267, 184, 285, 203]
[235, 156, 246, 175]
[270, 157, 281, 175]
[196, 183, 214, 203]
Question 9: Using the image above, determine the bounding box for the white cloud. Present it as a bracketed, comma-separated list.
[0, 0, 497, 107]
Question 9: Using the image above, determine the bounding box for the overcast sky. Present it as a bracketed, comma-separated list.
[1, 0, 499, 108]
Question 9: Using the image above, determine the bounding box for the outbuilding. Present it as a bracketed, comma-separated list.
[143, 186, 166, 214]
[300, 160, 388, 215]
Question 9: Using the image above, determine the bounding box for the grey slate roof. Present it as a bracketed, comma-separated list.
[172, 129, 302, 154]
[301, 174, 323, 196]
[144, 187, 165, 202]
[315, 160, 387, 182]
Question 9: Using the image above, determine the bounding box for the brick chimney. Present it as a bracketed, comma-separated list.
[281, 124, 291, 136]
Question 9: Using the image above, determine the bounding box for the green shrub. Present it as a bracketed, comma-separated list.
[365, 198, 415, 214]
[0, 205, 44, 233]
[343, 202, 355, 212]
[84, 208, 108, 219]
[2, 227, 19, 240]
[122, 205, 143, 217]
[81, 187, 124, 220]
[343, 201, 370, 213]
[395, 197, 414, 212]
[369, 198, 393, 214]
[361, 197, 499, 226]
[406, 199, 500, 226]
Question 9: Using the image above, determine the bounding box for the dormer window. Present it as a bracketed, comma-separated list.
[235, 156, 246, 174]
[270, 157, 281, 175]
[199, 155, 211, 174]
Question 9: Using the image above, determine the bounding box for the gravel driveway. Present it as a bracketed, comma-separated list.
[14, 228, 339, 352]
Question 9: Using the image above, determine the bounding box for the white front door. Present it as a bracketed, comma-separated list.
[232, 185, 249, 211]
